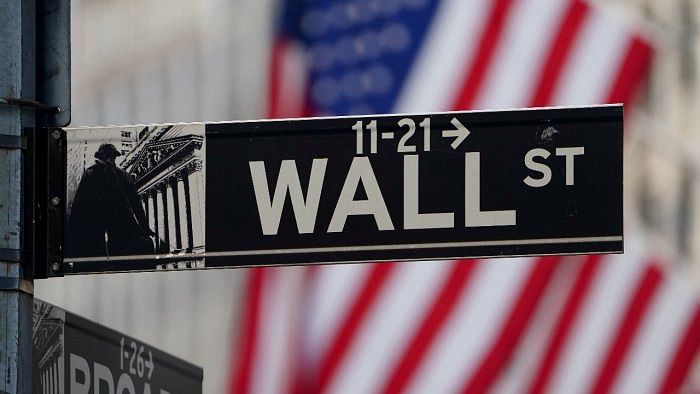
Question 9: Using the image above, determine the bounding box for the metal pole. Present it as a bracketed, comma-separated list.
[0, 0, 35, 393]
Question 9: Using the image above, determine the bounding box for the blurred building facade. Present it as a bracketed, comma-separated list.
[34, 0, 700, 392]
[37, 0, 274, 392]
[601, 0, 700, 280]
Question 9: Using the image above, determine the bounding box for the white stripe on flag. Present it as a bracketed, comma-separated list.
[393, 0, 491, 113]
[304, 264, 372, 369]
[613, 273, 698, 394]
[250, 267, 305, 394]
[552, 6, 630, 105]
[273, 41, 308, 117]
[547, 246, 646, 392]
[494, 256, 583, 392]
[406, 257, 533, 394]
[475, 0, 571, 109]
[327, 261, 454, 394]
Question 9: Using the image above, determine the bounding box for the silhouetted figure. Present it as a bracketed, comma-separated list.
[66, 143, 155, 257]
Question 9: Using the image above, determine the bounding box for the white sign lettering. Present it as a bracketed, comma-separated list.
[70, 353, 169, 394]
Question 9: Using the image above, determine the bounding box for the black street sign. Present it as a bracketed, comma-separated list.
[55, 105, 622, 275]
[32, 298, 203, 393]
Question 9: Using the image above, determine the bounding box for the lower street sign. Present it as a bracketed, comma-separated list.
[52, 105, 622, 275]
[32, 298, 203, 393]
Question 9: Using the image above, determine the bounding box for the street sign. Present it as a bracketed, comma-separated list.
[32, 298, 203, 393]
[55, 105, 622, 275]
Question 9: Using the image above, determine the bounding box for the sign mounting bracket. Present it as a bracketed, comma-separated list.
[0, 277, 34, 295]
[26, 127, 66, 279]
[0, 248, 23, 263]
[0, 134, 27, 150]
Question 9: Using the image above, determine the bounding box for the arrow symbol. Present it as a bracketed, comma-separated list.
[442, 117, 470, 149]
[145, 350, 154, 380]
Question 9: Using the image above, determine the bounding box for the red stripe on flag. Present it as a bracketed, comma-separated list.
[289, 268, 316, 394]
[605, 36, 653, 105]
[529, 0, 589, 107]
[315, 263, 396, 393]
[380, 260, 480, 394]
[589, 264, 664, 394]
[231, 268, 265, 394]
[461, 256, 561, 393]
[527, 254, 603, 394]
[657, 303, 700, 393]
[452, 0, 515, 110]
[268, 40, 287, 118]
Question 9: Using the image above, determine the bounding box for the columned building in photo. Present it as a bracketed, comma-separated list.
[121, 124, 205, 266]
[33, 303, 64, 394]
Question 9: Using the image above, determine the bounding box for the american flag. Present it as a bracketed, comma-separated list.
[231, 0, 700, 393]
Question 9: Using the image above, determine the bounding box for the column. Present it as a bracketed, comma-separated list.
[49, 363, 54, 394]
[176, 173, 190, 251]
[143, 195, 150, 227]
[54, 361, 59, 394]
[156, 187, 166, 252]
[58, 353, 64, 394]
[148, 192, 156, 238]
[182, 170, 195, 252]
[187, 162, 204, 251]
[166, 181, 178, 250]
[160, 183, 170, 252]
[170, 177, 183, 250]
[151, 190, 160, 251]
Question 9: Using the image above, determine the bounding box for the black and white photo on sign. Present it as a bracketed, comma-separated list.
[33, 299, 65, 394]
[65, 123, 206, 268]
